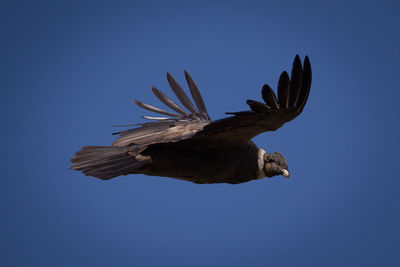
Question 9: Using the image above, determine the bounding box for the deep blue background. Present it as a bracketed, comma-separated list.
[1, 1, 399, 266]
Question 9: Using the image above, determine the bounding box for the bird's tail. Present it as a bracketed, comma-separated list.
[70, 146, 151, 180]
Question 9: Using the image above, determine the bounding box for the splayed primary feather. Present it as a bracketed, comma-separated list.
[151, 87, 190, 116]
[167, 72, 199, 114]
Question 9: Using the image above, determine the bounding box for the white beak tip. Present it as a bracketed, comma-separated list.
[282, 169, 290, 178]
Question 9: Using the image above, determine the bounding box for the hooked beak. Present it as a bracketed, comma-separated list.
[281, 169, 290, 178]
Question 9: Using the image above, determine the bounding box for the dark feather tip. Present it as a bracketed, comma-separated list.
[277, 71, 290, 108]
[262, 84, 279, 109]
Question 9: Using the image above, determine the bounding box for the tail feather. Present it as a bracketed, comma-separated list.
[70, 146, 151, 180]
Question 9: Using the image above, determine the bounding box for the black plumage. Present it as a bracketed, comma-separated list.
[70, 55, 312, 184]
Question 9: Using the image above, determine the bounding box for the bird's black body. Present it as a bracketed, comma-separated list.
[137, 140, 260, 184]
[70, 55, 312, 184]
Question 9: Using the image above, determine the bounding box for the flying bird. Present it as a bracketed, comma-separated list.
[70, 55, 312, 184]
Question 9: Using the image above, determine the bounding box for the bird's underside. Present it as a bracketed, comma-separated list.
[133, 139, 263, 184]
[70, 55, 312, 184]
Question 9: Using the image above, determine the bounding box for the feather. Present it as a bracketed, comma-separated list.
[289, 54, 303, 107]
[151, 87, 190, 116]
[296, 56, 312, 112]
[112, 120, 208, 147]
[142, 116, 173, 121]
[167, 73, 198, 114]
[278, 71, 290, 108]
[73, 146, 123, 158]
[246, 100, 271, 113]
[133, 100, 181, 118]
[262, 84, 279, 109]
[83, 157, 136, 173]
[184, 71, 210, 120]
[71, 149, 129, 166]
[92, 160, 149, 179]
[77, 156, 133, 171]
[70, 146, 151, 180]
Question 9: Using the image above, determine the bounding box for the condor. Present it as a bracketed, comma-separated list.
[70, 55, 312, 184]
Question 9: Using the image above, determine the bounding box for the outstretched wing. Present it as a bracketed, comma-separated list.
[196, 55, 312, 142]
[112, 71, 211, 147]
[113, 55, 311, 148]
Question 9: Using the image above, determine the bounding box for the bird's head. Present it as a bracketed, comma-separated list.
[263, 151, 290, 178]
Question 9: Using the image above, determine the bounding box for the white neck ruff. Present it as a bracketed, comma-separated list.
[257, 148, 266, 179]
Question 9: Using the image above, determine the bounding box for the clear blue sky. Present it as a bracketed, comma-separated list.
[1, 0, 399, 266]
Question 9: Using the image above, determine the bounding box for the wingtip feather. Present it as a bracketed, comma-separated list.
[184, 70, 210, 120]
[295, 55, 312, 112]
[262, 84, 279, 109]
[167, 72, 199, 114]
[151, 86, 190, 116]
[133, 99, 181, 118]
[277, 71, 290, 108]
